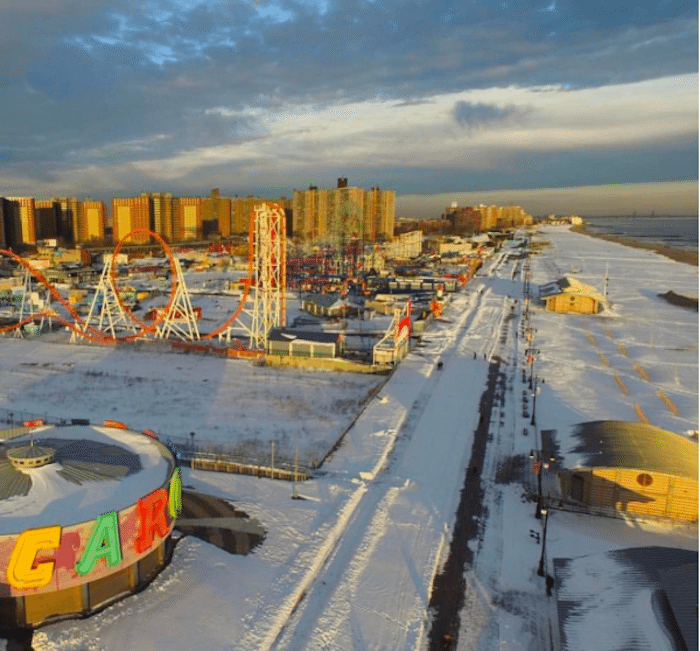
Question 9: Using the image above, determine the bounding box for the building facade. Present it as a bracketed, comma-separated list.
[292, 179, 395, 243]
[80, 201, 107, 242]
[112, 196, 151, 244]
[5, 197, 36, 246]
[174, 197, 203, 241]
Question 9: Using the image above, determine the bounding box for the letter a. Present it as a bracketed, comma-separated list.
[7, 526, 61, 589]
[75, 512, 122, 576]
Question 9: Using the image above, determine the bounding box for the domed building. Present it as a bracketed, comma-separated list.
[0, 422, 181, 628]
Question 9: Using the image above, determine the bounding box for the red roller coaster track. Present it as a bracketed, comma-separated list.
[0, 214, 260, 348]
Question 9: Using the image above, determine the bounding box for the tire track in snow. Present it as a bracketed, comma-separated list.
[264, 289, 488, 651]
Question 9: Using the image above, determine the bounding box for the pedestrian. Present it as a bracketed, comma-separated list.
[546, 574, 554, 596]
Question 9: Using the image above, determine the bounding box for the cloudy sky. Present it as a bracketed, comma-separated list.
[0, 0, 697, 216]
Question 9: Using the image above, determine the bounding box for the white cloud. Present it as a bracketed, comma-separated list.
[125, 74, 698, 180]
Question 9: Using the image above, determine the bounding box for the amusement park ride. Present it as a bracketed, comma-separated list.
[0, 202, 288, 354]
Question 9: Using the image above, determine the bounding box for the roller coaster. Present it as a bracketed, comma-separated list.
[0, 202, 287, 353]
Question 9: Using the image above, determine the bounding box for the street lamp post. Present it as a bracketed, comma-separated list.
[531, 376, 538, 426]
[537, 503, 549, 577]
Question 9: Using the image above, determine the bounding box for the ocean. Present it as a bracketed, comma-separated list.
[582, 216, 698, 252]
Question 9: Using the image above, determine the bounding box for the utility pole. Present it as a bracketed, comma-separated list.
[292, 444, 300, 499]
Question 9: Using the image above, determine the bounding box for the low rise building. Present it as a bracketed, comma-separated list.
[267, 328, 343, 359]
[555, 420, 698, 522]
[538, 276, 605, 314]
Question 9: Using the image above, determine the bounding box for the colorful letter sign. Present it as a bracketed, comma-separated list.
[6, 526, 61, 589]
[75, 512, 122, 576]
[2, 469, 182, 594]
[135, 488, 169, 554]
[168, 468, 182, 518]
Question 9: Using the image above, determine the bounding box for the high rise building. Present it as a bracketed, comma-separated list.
[363, 186, 395, 242]
[231, 196, 277, 235]
[6, 197, 36, 246]
[80, 201, 106, 242]
[0, 199, 18, 249]
[293, 180, 395, 243]
[143, 192, 176, 243]
[112, 196, 151, 244]
[35, 200, 61, 241]
[292, 186, 330, 242]
[174, 197, 203, 241]
[203, 189, 232, 238]
[49, 197, 79, 245]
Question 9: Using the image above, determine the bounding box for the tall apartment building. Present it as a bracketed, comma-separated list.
[203, 189, 232, 238]
[48, 197, 79, 245]
[0, 198, 22, 249]
[292, 179, 395, 243]
[80, 201, 106, 242]
[233, 196, 289, 236]
[35, 201, 61, 241]
[174, 197, 203, 242]
[147, 193, 175, 243]
[112, 196, 151, 244]
[292, 186, 330, 241]
[6, 197, 36, 246]
[364, 186, 395, 242]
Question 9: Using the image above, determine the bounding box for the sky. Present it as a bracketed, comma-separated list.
[0, 0, 697, 217]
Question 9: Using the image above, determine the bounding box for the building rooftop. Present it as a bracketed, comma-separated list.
[0, 424, 174, 534]
[554, 547, 698, 651]
[561, 420, 698, 479]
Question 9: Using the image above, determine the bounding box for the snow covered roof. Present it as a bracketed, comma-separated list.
[0, 424, 175, 534]
[562, 421, 698, 479]
[268, 328, 340, 344]
[554, 547, 698, 651]
[538, 276, 605, 303]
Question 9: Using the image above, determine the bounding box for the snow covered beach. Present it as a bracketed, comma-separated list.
[2, 224, 696, 651]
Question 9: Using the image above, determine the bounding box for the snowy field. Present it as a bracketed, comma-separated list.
[0, 338, 383, 468]
[2, 225, 697, 651]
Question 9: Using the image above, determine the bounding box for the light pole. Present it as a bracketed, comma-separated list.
[531, 448, 556, 519]
[531, 376, 538, 427]
[537, 502, 549, 577]
[531, 449, 543, 519]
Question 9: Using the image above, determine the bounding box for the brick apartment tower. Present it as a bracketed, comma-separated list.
[174, 196, 203, 241]
[203, 189, 232, 238]
[80, 201, 106, 242]
[6, 197, 36, 246]
[112, 196, 151, 244]
[292, 180, 395, 243]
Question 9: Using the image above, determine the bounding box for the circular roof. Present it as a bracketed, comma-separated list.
[565, 420, 699, 480]
[0, 424, 175, 535]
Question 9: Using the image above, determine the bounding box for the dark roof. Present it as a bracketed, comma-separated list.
[0, 436, 143, 501]
[563, 420, 698, 480]
[554, 547, 698, 651]
[302, 293, 343, 309]
[268, 328, 340, 344]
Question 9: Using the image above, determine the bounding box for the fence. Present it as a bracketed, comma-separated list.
[0, 408, 315, 479]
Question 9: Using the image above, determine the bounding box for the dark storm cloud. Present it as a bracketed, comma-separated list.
[0, 0, 696, 195]
[452, 101, 526, 131]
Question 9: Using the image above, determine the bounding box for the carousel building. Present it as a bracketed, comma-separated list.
[0, 422, 181, 628]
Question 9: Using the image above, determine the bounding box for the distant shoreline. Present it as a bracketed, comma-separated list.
[569, 224, 698, 267]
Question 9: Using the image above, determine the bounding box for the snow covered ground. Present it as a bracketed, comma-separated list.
[0, 337, 383, 468]
[2, 225, 696, 651]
